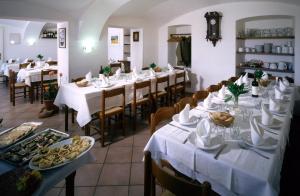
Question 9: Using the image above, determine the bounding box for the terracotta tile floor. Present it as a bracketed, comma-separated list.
[0, 85, 162, 196]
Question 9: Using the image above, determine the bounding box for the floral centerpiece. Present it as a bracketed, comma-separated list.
[254, 70, 263, 80]
[103, 66, 111, 77]
[37, 54, 44, 61]
[149, 62, 161, 72]
[225, 83, 248, 107]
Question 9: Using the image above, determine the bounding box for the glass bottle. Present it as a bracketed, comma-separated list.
[252, 77, 259, 97]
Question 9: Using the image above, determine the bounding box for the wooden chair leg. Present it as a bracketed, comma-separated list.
[122, 113, 125, 136]
[24, 87, 26, 98]
[101, 118, 105, 147]
[12, 88, 15, 106]
[71, 109, 75, 123]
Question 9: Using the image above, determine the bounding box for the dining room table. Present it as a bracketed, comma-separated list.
[1, 62, 20, 76]
[54, 69, 185, 132]
[144, 82, 295, 196]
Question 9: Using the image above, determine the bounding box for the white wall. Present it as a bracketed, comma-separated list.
[0, 24, 57, 62]
[107, 27, 124, 62]
[130, 28, 143, 70]
[0, 27, 3, 64]
[57, 22, 69, 84]
[158, 2, 300, 90]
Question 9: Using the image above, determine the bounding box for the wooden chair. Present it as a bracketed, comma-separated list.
[192, 90, 209, 105]
[152, 76, 170, 109]
[219, 80, 229, 86]
[150, 106, 175, 135]
[9, 70, 29, 106]
[206, 84, 221, 93]
[144, 151, 218, 196]
[110, 63, 122, 74]
[131, 80, 152, 131]
[40, 69, 58, 104]
[174, 97, 196, 113]
[46, 61, 58, 65]
[170, 71, 186, 103]
[98, 86, 125, 147]
[19, 62, 33, 69]
[71, 77, 85, 123]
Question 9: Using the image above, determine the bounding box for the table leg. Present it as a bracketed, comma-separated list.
[65, 171, 76, 196]
[30, 86, 34, 104]
[65, 105, 69, 132]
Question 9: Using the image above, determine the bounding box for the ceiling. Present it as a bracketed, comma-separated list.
[0, 19, 28, 29]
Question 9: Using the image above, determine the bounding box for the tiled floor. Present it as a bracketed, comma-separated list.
[0, 84, 162, 196]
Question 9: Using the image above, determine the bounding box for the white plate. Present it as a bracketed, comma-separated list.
[198, 103, 218, 110]
[98, 83, 115, 88]
[188, 132, 223, 150]
[264, 103, 288, 115]
[254, 115, 283, 129]
[29, 136, 95, 171]
[172, 114, 199, 126]
[241, 132, 277, 150]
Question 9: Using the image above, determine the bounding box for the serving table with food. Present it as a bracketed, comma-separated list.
[55, 69, 185, 131]
[144, 80, 295, 196]
[0, 122, 94, 196]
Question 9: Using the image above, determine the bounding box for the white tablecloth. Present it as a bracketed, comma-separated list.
[17, 66, 58, 86]
[54, 70, 184, 127]
[1, 63, 20, 76]
[144, 86, 295, 196]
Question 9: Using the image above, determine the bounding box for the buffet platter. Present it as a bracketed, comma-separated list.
[0, 122, 42, 149]
[0, 128, 69, 166]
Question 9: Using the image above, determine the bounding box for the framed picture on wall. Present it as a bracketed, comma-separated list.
[111, 35, 119, 45]
[133, 31, 139, 42]
[58, 28, 66, 48]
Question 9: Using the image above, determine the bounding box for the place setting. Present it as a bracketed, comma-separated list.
[266, 96, 290, 117]
[196, 93, 219, 112]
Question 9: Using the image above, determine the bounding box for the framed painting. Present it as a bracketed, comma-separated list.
[133, 31, 139, 42]
[111, 35, 119, 45]
[58, 28, 66, 48]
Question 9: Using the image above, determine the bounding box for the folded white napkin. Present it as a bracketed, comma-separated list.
[279, 80, 287, 92]
[26, 63, 31, 69]
[203, 93, 212, 109]
[196, 118, 213, 147]
[217, 85, 226, 99]
[35, 61, 44, 69]
[179, 104, 190, 123]
[22, 58, 28, 63]
[44, 63, 50, 68]
[115, 68, 121, 78]
[85, 71, 92, 82]
[17, 69, 26, 82]
[274, 87, 284, 100]
[250, 117, 264, 146]
[235, 75, 243, 85]
[242, 73, 249, 85]
[8, 58, 13, 64]
[282, 78, 290, 86]
[149, 68, 156, 77]
[269, 97, 281, 112]
[168, 63, 175, 72]
[261, 72, 269, 80]
[261, 104, 273, 126]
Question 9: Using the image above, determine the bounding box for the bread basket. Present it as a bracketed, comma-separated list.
[209, 112, 234, 127]
[75, 80, 88, 87]
[258, 79, 271, 87]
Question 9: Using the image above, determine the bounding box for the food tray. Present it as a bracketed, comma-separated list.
[0, 122, 42, 149]
[0, 128, 69, 166]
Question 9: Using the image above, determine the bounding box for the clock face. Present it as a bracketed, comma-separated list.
[210, 19, 216, 25]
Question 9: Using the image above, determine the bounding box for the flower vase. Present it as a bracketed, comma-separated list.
[232, 95, 241, 115]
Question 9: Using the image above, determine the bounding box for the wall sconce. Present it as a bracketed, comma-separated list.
[82, 39, 95, 53]
[27, 38, 36, 46]
[9, 33, 21, 45]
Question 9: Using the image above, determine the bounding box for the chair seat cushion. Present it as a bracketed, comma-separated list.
[14, 82, 27, 88]
[100, 106, 123, 116]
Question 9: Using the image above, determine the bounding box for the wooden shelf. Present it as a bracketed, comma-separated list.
[237, 66, 294, 73]
[40, 37, 57, 39]
[124, 34, 130, 36]
[124, 52, 130, 55]
[237, 36, 294, 40]
[236, 52, 294, 56]
[124, 44, 130, 46]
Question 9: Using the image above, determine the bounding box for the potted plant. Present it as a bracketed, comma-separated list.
[37, 54, 44, 61]
[225, 83, 248, 108]
[149, 62, 161, 72]
[103, 66, 111, 77]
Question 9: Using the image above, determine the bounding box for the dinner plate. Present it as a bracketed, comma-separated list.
[197, 103, 218, 110]
[29, 136, 94, 171]
[241, 132, 277, 150]
[264, 103, 288, 115]
[172, 114, 199, 126]
[254, 115, 283, 129]
[188, 132, 223, 151]
[98, 83, 115, 88]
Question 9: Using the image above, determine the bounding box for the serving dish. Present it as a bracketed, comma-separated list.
[0, 128, 69, 166]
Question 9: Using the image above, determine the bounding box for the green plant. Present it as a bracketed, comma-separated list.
[254, 70, 263, 80]
[225, 83, 247, 102]
[149, 62, 157, 69]
[37, 54, 44, 60]
[43, 82, 58, 100]
[103, 66, 111, 76]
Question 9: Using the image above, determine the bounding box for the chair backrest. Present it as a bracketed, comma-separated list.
[207, 84, 221, 93]
[47, 61, 58, 65]
[41, 69, 58, 85]
[110, 63, 122, 74]
[155, 76, 169, 97]
[192, 90, 209, 105]
[175, 71, 185, 84]
[8, 70, 16, 87]
[219, 80, 229, 86]
[144, 151, 217, 196]
[133, 80, 151, 105]
[150, 106, 175, 135]
[27, 59, 34, 63]
[102, 86, 125, 116]
[174, 97, 196, 113]
[228, 76, 239, 83]
[19, 62, 31, 69]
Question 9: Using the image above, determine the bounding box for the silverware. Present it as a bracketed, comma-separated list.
[239, 142, 270, 159]
[214, 143, 227, 159]
[168, 123, 190, 132]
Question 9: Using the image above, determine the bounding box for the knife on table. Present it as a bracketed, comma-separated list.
[214, 144, 227, 159]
